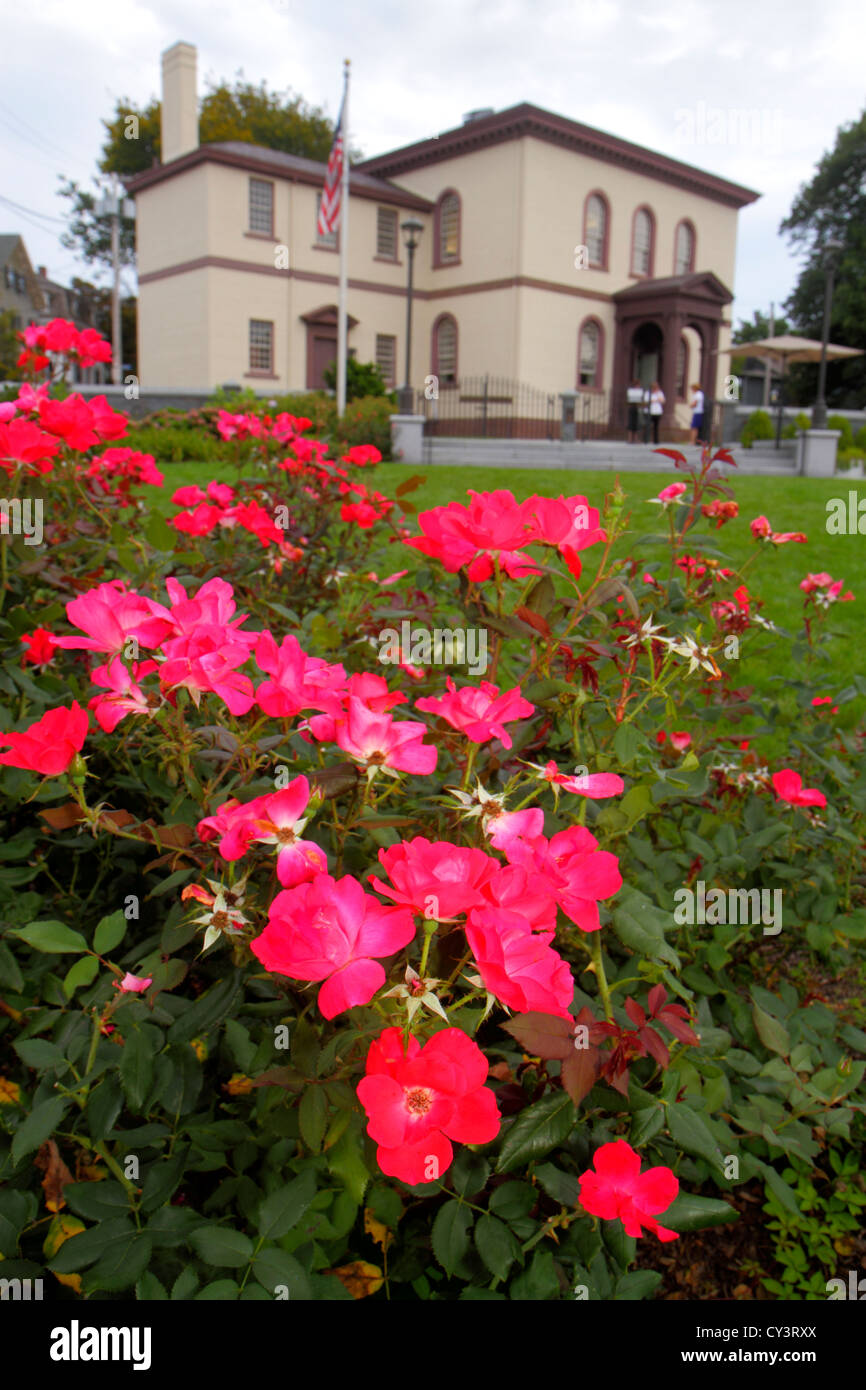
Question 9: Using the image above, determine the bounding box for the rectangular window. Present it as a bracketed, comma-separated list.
[316, 193, 337, 248]
[375, 334, 397, 388]
[376, 207, 398, 260]
[249, 178, 274, 235]
[249, 319, 273, 373]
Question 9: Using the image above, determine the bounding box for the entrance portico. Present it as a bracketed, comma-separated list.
[611, 272, 733, 439]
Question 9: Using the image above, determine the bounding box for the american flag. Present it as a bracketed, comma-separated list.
[317, 98, 345, 238]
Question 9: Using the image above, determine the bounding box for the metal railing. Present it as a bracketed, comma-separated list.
[418, 376, 559, 440]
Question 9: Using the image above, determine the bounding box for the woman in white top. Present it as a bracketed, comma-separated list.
[626, 379, 643, 444]
[689, 383, 705, 445]
[648, 382, 665, 445]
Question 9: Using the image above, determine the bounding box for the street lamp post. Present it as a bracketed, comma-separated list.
[397, 216, 424, 414]
[812, 237, 844, 430]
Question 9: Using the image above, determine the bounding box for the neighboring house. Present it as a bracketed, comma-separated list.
[129, 42, 759, 437]
[0, 233, 108, 382]
[0, 233, 42, 337]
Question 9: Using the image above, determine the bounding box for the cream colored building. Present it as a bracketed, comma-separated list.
[130, 42, 759, 437]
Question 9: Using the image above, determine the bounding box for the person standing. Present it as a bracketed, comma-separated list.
[626, 379, 643, 443]
[649, 381, 665, 445]
[689, 382, 705, 445]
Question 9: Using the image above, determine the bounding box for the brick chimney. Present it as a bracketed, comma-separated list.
[38, 266, 47, 277]
[161, 42, 198, 164]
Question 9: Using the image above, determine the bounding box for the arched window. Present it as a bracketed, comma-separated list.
[434, 191, 461, 267]
[577, 317, 604, 389]
[631, 207, 655, 277]
[432, 314, 458, 385]
[676, 337, 689, 398]
[674, 220, 696, 275]
[583, 191, 609, 269]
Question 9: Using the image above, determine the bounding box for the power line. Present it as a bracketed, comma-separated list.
[0, 100, 92, 174]
[0, 193, 66, 225]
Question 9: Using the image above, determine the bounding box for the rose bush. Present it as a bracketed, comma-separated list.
[0, 322, 864, 1302]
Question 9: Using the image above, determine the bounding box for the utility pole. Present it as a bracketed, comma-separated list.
[95, 177, 135, 386]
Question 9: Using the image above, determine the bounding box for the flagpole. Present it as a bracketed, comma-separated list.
[336, 58, 350, 419]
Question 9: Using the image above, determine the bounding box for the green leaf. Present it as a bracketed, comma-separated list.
[144, 512, 177, 551]
[751, 997, 790, 1056]
[610, 887, 680, 967]
[13, 1038, 69, 1070]
[62, 955, 99, 998]
[326, 1124, 369, 1205]
[508, 1248, 560, 1300]
[299, 1086, 328, 1154]
[141, 1153, 188, 1213]
[758, 1161, 801, 1216]
[475, 1213, 521, 1280]
[87, 1073, 124, 1139]
[449, 1150, 490, 1198]
[290, 1015, 320, 1076]
[496, 1091, 576, 1173]
[252, 1246, 311, 1299]
[195, 1280, 240, 1300]
[64, 1182, 131, 1221]
[49, 1217, 137, 1272]
[662, 1193, 738, 1232]
[167, 970, 242, 1044]
[257, 1169, 317, 1241]
[666, 1102, 723, 1167]
[533, 1163, 581, 1209]
[489, 1180, 537, 1220]
[93, 909, 128, 954]
[614, 1269, 662, 1300]
[431, 1200, 473, 1276]
[189, 1225, 255, 1268]
[629, 1103, 664, 1148]
[0, 941, 24, 991]
[136, 1270, 168, 1300]
[120, 1026, 155, 1113]
[84, 1233, 153, 1293]
[10, 1096, 71, 1166]
[12, 920, 88, 953]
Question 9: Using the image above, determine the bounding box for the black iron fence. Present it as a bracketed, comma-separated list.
[416, 378, 726, 446]
[417, 377, 559, 440]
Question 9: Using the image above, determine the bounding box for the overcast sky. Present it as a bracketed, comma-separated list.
[1, 0, 864, 331]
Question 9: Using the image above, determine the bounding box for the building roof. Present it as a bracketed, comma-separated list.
[356, 103, 760, 210]
[0, 233, 25, 265]
[126, 141, 433, 211]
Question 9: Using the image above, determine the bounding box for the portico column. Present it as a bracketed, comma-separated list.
[661, 312, 684, 437]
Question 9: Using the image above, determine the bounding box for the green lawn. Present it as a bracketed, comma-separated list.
[150, 458, 865, 713]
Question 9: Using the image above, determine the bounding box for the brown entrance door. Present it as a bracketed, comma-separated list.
[310, 333, 337, 389]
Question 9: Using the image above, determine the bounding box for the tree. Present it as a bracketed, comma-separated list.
[780, 108, 866, 406]
[59, 76, 359, 276]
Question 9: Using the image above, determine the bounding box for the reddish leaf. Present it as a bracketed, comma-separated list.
[640, 1026, 671, 1069]
[561, 1046, 600, 1105]
[624, 996, 646, 1027]
[657, 1009, 700, 1046]
[395, 473, 424, 497]
[654, 447, 687, 466]
[34, 1140, 74, 1213]
[502, 1012, 573, 1060]
[250, 1067, 306, 1090]
[712, 448, 738, 467]
[646, 983, 667, 1018]
[514, 606, 552, 639]
[39, 803, 85, 831]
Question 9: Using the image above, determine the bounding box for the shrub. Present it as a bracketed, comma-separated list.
[855, 423, 866, 453]
[781, 411, 811, 439]
[739, 409, 775, 448]
[827, 414, 854, 450]
[323, 357, 387, 401]
[334, 394, 396, 458]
